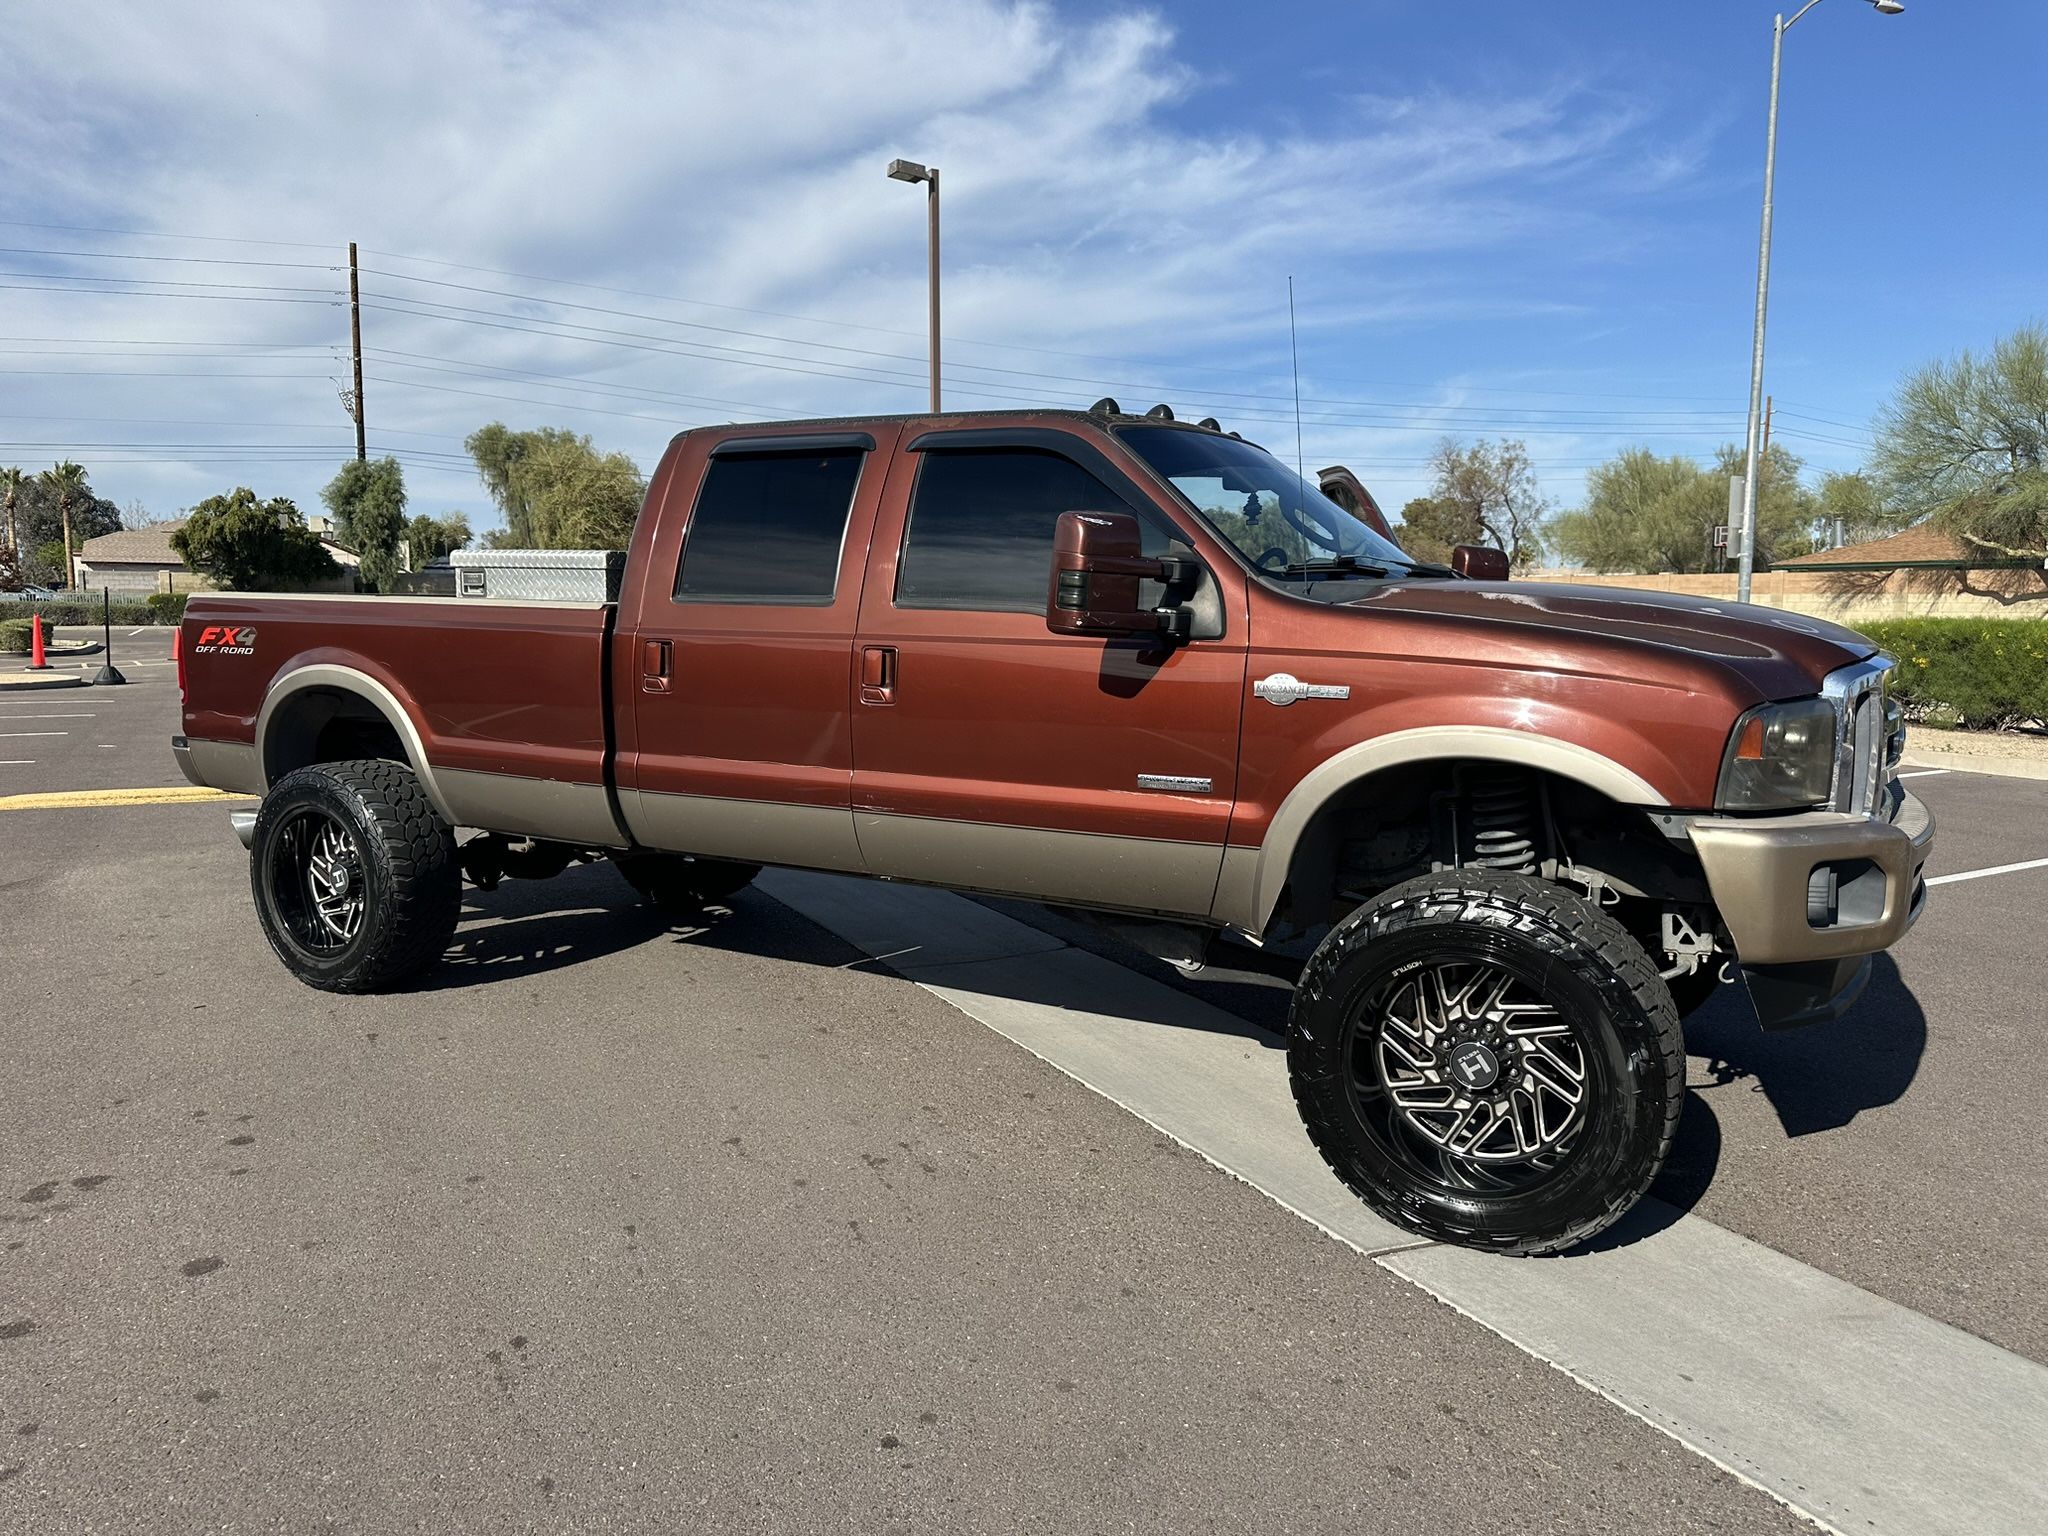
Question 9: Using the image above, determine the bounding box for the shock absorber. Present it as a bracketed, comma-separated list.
[1464, 769, 1541, 875]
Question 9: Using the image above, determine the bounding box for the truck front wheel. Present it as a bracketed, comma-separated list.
[250, 759, 460, 993]
[1288, 871, 1682, 1256]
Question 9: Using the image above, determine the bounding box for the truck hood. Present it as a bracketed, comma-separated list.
[1340, 579, 1877, 697]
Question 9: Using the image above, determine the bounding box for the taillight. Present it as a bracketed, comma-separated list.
[174, 624, 187, 703]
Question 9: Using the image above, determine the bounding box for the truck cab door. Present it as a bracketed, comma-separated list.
[615, 426, 899, 871]
[849, 426, 1249, 917]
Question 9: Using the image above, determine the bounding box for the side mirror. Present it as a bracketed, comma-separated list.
[1046, 510, 1195, 641]
[1451, 544, 1510, 581]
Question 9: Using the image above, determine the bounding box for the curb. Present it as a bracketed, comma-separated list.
[0, 672, 89, 692]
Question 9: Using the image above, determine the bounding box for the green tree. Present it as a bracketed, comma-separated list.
[39, 461, 89, 588]
[405, 511, 472, 565]
[1549, 442, 1812, 573]
[171, 489, 340, 591]
[465, 423, 587, 545]
[0, 466, 25, 556]
[1713, 442, 1814, 564]
[1550, 450, 1724, 573]
[12, 465, 121, 584]
[466, 423, 644, 548]
[321, 457, 408, 592]
[1812, 470, 1904, 548]
[1871, 324, 2048, 559]
[1394, 495, 1480, 565]
[1418, 439, 1549, 568]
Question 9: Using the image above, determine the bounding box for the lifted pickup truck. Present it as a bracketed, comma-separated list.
[175, 401, 1933, 1254]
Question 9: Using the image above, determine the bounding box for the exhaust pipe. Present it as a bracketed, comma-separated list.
[230, 810, 257, 849]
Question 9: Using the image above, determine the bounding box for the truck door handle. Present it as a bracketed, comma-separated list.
[860, 645, 897, 706]
[641, 639, 673, 695]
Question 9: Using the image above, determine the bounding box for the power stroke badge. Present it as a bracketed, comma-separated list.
[192, 625, 258, 656]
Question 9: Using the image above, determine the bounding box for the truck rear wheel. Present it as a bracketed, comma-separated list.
[250, 759, 460, 993]
[1288, 871, 1682, 1256]
[611, 851, 759, 913]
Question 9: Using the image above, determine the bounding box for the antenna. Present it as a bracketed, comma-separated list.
[1287, 276, 1305, 487]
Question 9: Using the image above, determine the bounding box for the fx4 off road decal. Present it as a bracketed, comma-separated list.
[192, 625, 258, 656]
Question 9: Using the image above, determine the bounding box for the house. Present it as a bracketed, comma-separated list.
[1775, 523, 2027, 574]
[72, 519, 361, 594]
[1773, 521, 2045, 614]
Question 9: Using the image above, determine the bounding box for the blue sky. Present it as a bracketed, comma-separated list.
[0, 1, 2038, 540]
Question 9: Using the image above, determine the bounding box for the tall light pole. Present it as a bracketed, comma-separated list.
[887, 158, 941, 413]
[1736, 0, 1905, 601]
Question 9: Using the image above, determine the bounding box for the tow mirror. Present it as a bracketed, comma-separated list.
[1046, 510, 1197, 642]
[1451, 544, 1510, 581]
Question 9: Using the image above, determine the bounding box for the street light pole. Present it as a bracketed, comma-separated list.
[1735, 16, 1786, 604]
[1736, 0, 1904, 602]
[887, 159, 941, 413]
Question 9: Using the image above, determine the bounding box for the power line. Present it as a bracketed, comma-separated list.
[0, 219, 336, 250]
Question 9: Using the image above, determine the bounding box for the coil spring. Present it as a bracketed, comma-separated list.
[1465, 770, 1540, 875]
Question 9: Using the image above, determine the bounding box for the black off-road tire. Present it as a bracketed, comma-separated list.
[250, 759, 460, 993]
[1288, 871, 1683, 1256]
[611, 851, 760, 914]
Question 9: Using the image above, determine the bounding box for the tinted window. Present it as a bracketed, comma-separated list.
[675, 448, 863, 604]
[897, 448, 1166, 613]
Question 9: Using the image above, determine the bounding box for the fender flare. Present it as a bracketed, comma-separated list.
[1221, 725, 1670, 934]
[255, 662, 458, 825]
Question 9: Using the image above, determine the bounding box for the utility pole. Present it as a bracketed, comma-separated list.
[348, 241, 366, 461]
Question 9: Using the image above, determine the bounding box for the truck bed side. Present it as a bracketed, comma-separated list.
[178, 593, 624, 847]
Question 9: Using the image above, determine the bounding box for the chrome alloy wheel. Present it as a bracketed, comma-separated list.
[1369, 963, 1588, 1166]
[271, 809, 367, 953]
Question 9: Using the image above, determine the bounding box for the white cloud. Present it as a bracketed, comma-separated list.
[0, 0, 1707, 527]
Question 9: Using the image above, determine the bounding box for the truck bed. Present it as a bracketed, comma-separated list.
[178, 593, 623, 847]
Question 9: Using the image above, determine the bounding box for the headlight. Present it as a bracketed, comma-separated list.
[1716, 697, 1837, 810]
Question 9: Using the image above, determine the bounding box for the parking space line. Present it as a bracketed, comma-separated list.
[0, 759, 33, 766]
[0, 730, 65, 737]
[1927, 856, 2048, 888]
[1895, 768, 1950, 779]
[762, 870, 2048, 1536]
[0, 712, 95, 719]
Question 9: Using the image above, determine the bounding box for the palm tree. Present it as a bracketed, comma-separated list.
[0, 467, 24, 557]
[39, 461, 87, 589]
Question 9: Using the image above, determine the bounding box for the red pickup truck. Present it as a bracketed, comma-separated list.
[175, 402, 1934, 1254]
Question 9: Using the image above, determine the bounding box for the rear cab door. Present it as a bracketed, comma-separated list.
[849, 421, 1250, 916]
[614, 424, 900, 870]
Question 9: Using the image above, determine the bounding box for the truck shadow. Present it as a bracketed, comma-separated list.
[415, 863, 848, 989]
[1684, 953, 1926, 1139]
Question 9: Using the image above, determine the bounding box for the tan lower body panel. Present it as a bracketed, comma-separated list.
[622, 790, 866, 874]
[855, 811, 1223, 918]
[181, 738, 264, 796]
[1210, 843, 1262, 932]
[438, 768, 626, 848]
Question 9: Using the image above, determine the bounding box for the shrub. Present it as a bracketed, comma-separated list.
[0, 618, 31, 654]
[145, 592, 189, 623]
[17, 597, 161, 626]
[1856, 618, 2048, 731]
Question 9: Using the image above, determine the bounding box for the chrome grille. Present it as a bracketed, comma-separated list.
[1822, 656, 1893, 815]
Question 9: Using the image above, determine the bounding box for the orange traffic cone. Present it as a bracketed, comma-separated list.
[27, 612, 49, 670]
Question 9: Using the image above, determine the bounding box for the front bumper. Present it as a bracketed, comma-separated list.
[1689, 787, 1934, 1029]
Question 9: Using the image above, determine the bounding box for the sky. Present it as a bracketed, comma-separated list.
[0, 0, 2040, 541]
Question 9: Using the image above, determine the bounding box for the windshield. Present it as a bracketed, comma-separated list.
[1117, 425, 1418, 583]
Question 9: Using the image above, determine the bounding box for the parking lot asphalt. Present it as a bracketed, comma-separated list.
[0, 677, 1809, 1534]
